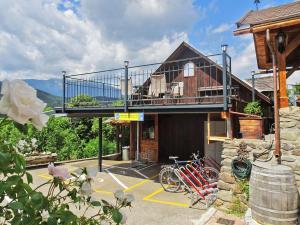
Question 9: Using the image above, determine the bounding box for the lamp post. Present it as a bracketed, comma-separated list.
[251, 71, 255, 102]
[124, 61, 129, 112]
[222, 44, 228, 110]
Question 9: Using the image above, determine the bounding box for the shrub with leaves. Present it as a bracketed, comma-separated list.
[243, 101, 263, 116]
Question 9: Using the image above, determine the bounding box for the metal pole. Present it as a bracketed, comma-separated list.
[62, 71, 66, 113]
[266, 29, 281, 159]
[228, 55, 232, 105]
[251, 71, 255, 102]
[98, 117, 103, 172]
[124, 61, 129, 112]
[136, 121, 140, 161]
[222, 45, 228, 110]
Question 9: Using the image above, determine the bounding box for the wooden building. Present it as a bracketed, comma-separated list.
[56, 42, 272, 164]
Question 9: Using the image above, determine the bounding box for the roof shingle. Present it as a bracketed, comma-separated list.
[237, 1, 300, 28]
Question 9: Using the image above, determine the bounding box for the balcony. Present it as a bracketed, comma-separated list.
[62, 53, 233, 114]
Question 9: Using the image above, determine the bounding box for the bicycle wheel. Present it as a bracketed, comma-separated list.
[201, 167, 219, 183]
[159, 167, 182, 193]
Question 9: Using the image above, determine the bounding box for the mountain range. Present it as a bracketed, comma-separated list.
[0, 80, 62, 108]
[0, 78, 121, 108]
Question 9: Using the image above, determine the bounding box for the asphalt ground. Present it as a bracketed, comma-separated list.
[28, 159, 209, 225]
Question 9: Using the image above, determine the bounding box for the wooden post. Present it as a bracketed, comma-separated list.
[207, 113, 211, 144]
[277, 53, 289, 108]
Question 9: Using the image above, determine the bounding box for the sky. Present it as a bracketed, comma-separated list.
[0, 0, 299, 83]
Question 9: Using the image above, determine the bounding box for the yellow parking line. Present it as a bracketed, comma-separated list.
[145, 198, 189, 208]
[143, 187, 189, 208]
[124, 174, 158, 192]
[144, 187, 165, 199]
[38, 173, 53, 180]
[94, 189, 113, 195]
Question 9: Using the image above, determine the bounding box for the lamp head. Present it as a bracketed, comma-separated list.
[124, 61, 129, 67]
[221, 44, 228, 52]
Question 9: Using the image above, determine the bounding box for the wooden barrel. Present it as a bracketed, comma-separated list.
[250, 162, 299, 225]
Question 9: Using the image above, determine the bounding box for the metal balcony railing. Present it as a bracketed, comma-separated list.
[62, 51, 232, 112]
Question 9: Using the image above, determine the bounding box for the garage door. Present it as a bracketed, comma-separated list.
[158, 114, 205, 162]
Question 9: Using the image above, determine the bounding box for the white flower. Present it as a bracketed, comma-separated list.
[120, 210, 127, 224]
[125, 194, 134, 204]
[31, 138, 37, 148]
[0, 79, 49, 130]
[78, 174, 87, 182]
[41, 210, 49, 222]
[114, 190, 125, 201]
[80, 181, 92, 196]
[100, 220, 110, 225]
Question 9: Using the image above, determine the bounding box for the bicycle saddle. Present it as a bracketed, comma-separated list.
[169, 156, 179, 160]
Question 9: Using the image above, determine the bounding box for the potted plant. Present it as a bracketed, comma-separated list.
[239, 101, 264, 139]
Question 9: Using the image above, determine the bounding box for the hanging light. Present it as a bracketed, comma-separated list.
[276, 30, 286, 54]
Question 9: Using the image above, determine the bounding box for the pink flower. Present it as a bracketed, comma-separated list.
[48, 163, 70, 180]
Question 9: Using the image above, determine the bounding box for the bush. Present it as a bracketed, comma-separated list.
[244, 101, 263, 116]
[83, 137, 116, 158]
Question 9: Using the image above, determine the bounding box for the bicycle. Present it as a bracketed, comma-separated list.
[159, 153, 219, 193]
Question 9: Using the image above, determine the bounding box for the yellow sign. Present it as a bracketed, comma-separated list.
[114, 113, 144, 121]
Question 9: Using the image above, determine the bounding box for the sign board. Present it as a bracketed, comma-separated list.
[114, 113, 144, 121]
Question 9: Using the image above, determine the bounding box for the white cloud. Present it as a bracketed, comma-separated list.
[0, 0, 200, 80]
[211, 23, 233, 34]
[230, 37, 257, 79]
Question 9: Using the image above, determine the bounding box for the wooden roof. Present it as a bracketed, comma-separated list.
[234, 2, 300, 71]
[245, 76, 274, 92]
[237, 2, 300, 28]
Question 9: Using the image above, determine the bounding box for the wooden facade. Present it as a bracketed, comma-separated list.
[58, 42, 273, 163]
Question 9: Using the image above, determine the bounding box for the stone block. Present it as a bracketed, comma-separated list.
[220, 166, 232, 174]
[217, 190, 233, 202]
[233, 183, 243, 194]
[281, 129, 300, 142]
[221, 158, 232, 167]
[214, 199, 224, 207]
[281, 142, 295, 151]
[281, 156, 296, 162]
[280, 121, 297, 129]
[292, 149, 300, 156]
[222, 150, 238, 157]
[218, 180, 233, 191]
[219, 172, 235, 184]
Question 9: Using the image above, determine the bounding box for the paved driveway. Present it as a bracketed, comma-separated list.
[29, 160, 208, 225]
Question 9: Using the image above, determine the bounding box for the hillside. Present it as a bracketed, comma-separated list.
[0, 81, 62, 108]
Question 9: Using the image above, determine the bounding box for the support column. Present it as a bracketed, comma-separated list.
[277, 53, 289, 108]
[136, 121, 140, 161]
[98, 117, 103, 172]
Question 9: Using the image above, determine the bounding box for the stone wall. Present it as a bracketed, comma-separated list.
[216, 106, 300, 210]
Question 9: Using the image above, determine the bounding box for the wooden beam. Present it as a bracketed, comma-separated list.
[234, 18, 300, 36]
[233, 27, 251, 36]
[209, 136, 227, 142]
[277, 53, 289, 108]
[287, 61, 300, 78]
[285, 33, 300, 57]
[207, 113, 210, 145]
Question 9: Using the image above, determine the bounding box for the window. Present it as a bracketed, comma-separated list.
[183, 62, 195, 77]
[142, 119, 155, 140]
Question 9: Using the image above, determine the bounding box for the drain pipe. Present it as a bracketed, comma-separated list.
[266, 29, 281, 159]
